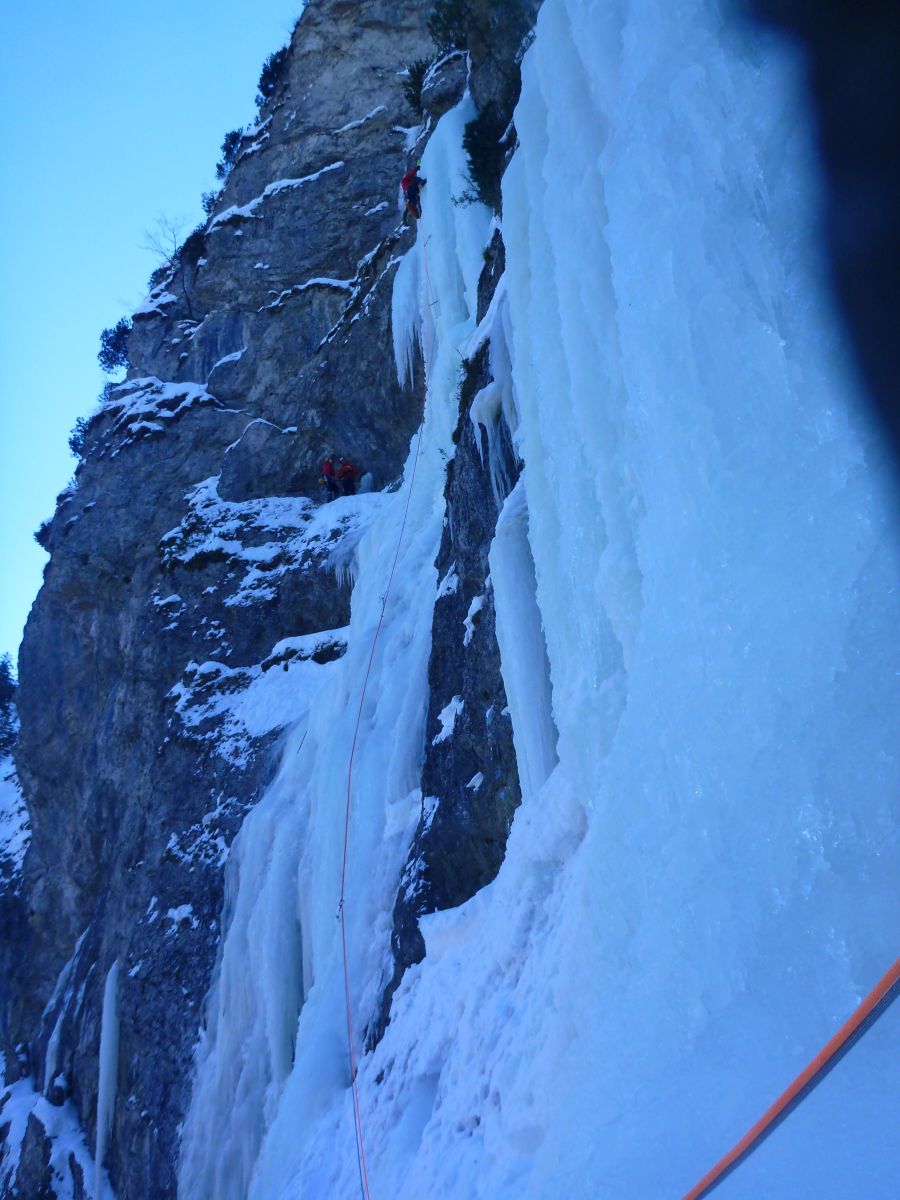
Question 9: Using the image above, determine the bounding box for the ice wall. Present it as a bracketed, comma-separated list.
[495, 1, 899, 1194]
[179, 2, 898, 1197]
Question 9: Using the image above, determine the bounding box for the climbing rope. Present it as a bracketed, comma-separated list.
[682, 956, 900, 1200]
[339, 227, 436, 1200]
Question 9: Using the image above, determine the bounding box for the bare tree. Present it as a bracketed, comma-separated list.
[142, 215, 195, 320]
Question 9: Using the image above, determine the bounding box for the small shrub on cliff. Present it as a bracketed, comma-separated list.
[0, 653, 15, 757]
[201, 189, 219, 217]
[257, 45, 289, 107]
[98, 317, 131, 374]
[68, 416, 90, 458]
[402, 57, 435, 117]
[215, 129, 243, 181]
[69, 383, 115, 460]
[461, 100, 512, 210]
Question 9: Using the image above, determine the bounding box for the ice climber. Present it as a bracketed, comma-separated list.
[401, 162, 426, 222]
[337, 457, 360, 496]
[321, 453, 338, 499]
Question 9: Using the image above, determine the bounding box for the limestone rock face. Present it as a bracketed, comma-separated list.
[3, 3, 432, 1196]
[218, 418, 303, 502]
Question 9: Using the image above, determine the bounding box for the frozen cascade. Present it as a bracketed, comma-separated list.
[178, 2, 898, 1198]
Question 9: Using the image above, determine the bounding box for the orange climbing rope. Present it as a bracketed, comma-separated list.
[682, 956, 900, 1200]
[339, 225, 437, 1199]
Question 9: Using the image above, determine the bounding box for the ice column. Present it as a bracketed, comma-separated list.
[94, 961, 119, 1200]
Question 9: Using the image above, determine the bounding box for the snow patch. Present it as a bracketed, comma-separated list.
[432, 695, 464, 746]
[436, 563, 459, 599]
[211, 348, 246, 371]
[166, 905, 199, 932]
[462, 592, 485, 646]
[208, 162, 345, 232]
[0, 1055, 115, 1199]
[334, 106, 387, 134]
[101, 377, 219, 451]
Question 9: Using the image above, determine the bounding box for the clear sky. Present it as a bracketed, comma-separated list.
[0, 0, 303, 666]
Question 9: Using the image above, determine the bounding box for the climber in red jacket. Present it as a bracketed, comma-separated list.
[337, 457, 360, 496]
[401, 162, 426, 222]
[321, 453, 338, 499]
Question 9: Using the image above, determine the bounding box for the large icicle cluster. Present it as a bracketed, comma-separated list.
[176, 1, 898, 1197]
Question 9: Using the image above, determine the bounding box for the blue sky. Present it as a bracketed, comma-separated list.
[0, 0, 302, 665]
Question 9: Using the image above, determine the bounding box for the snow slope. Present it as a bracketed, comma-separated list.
[0, 1056, 115, 1200]
[177, 2, 899, 1198]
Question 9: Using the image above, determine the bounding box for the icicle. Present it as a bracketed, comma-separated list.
[391, 240, 423, 387]
[94, 961, 119, 1200]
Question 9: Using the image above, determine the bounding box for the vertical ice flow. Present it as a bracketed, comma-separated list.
[490, 479, 558, 799]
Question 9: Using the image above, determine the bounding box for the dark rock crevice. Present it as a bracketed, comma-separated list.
[372, 232, 522, 1046]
